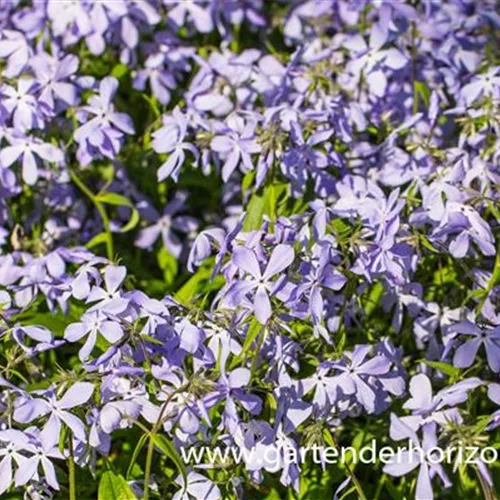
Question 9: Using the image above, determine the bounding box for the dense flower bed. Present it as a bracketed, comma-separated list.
[0, 1, 499, 499]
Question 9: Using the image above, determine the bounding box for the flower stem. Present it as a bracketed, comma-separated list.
[326, 430, 368, 500]
[477, 249, 500, 313]
[69, 168, 114, 261]
[68, 437, 76, 500]
[143, 382, 190, 500]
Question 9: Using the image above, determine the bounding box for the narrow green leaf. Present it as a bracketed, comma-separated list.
[119, 207, 140, 233]
[244, 190, 266, 231]
[96, 192, 132, 207]
[241, 170, 256, 193]
[157, 247, 178, 285]
[141, 334, 164, 346]
[98, 470, 137, 500]
[126, 434, 149, 480]
[422, 360, 460, 377]
[323, 428, 336, 448]
[419, 235, 440, 254]
[96, 192, 139, 233]
[230, 319, 261, 369]
[86, 232, 109, 250]
[365, 282, 383, 317]
[152, 434, 187, 484]
[414, 81, 431, 107]
[174, 265, 212, 305]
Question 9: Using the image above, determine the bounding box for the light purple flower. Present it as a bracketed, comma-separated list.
[13, 428, 64, 491]
[74, 77, 135, 164]
[86, 265, 129, 314]
[1, 79, 43, 131]
[30, 52, 80, 111]
[211, 116, 261, 182]
[0, 30, 31, 78]
[450, 321, 500, 372]
[135, 193, 198, 257]
[0, 134, 64, 185]
[152, 107, 198, 182]
[65, 310, 124, 361]
[13, 382, 95, 446]
[384, 421, 451, 500]
[173, 471, 221, 500]
[231, 244, 295, 324]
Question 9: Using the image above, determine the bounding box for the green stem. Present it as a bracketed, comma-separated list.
[328, 431, 369, 500]
[474, 464, 497, 500]
[143, 383, 190, 500]
[477, 248, 500, 313]
[250, 326, 266, 377]
[68, 437, 76, 500]
[69, 169, 114, 261]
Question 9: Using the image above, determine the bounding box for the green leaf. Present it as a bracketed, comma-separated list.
[230, 319, 261, 370]
[98, 470, 137, 500]
[422, 360, 460, 378]
[174, 263, 215, 305]
[420, 235, 440, 254]
[243, 183, 288, 230]
[244, 190, 266, 231]
[331, 218, 352, 241]
[120, 207, 140, 233]
[141, 334, 164, 346]
[111, 63, 129, 80]
[323, 428, 336, 448]
[142, 94, 161, 119]
[152, 435, 187, 484]
[126, 434, 149, 480]
[242, 170, 256, 193]
[86, 232, 110, 250]
[364, 282, 383, 317]
[157, 247, 178, 285]
[263, 489, 282, 500]
[414, 81, 431, 107]
[96, 192, 133, 207]
[96, 192, 139, 233]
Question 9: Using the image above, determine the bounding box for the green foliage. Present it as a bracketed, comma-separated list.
[98, 470, 137, 500]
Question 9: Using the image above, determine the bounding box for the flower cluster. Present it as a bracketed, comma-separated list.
[0, 1, 500, 499]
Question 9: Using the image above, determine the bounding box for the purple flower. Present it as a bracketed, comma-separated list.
[135, 193, 198, 256]
[30, 52, 80, 111]
[13, 428, 64, 491]
[230, 244, 295, 324]
[460, 67, 500, 105]
[487, 383, 500, 429]
[0, 30, 31, 78]
[331, 345, 391, 413]
[0, 133, 64, 185]
[450, 321, 500, 372]
[391, 374, 481, 436]
[152, 108, 198, 182]
[211, 115, 261, 182]
[167, 1, 214, 34]
[383, 421, 451, 500]
[65, 310, 124, 361]
[13, 382, 95, 446]
[1, 79, 43, 131]
[345, 24, 407, 97]
[173, 471, 221, 500]
[293, 246, 347, 331]
[86, 265, 129, 314]
[0, 430, 29, 495]
[74, 77, 135, 164]
[432, 203, 495, 258]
